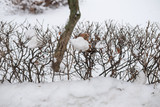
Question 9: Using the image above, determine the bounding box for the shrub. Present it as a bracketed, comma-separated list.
[4, 0, 68, 14]
[0, 21, 159, 84]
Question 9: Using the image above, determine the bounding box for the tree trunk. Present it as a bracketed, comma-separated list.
[52, 0, 81, 72]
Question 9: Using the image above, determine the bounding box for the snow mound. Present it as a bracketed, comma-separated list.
[25, 29, 40, 49]
[0, 77, 160, 107]
[70, 37, 89, 51]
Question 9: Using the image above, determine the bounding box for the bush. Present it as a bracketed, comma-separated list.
[4, 0, 68, 14]
[0, 21, 159, 84]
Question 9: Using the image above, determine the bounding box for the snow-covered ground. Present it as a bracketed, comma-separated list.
[0, 0, 160, 26]
[0, 77, 160, 107]
[80, 0, 160, 26]
[0, 0, 160, 107]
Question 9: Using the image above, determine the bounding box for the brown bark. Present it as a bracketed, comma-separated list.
[52, 0, 81, 72]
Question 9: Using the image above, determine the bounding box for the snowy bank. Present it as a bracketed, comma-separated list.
[0, 77, 160, 107]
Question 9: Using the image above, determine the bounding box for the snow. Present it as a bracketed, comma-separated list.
[0, 0, 160, 26]
[0, 77, 160, 107]
[95, 41, 105, 49]
[135, 71, 147, 84]
[0, 1, 69, 27]
[25, 29, 40, 48]
[25, 29, 36, 38]
[80, 0, 160, 26]
[54, 57, 57, 63]
[70, 37, 89, 51]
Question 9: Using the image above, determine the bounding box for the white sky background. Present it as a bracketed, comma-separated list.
[0, 0, 160, 26]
